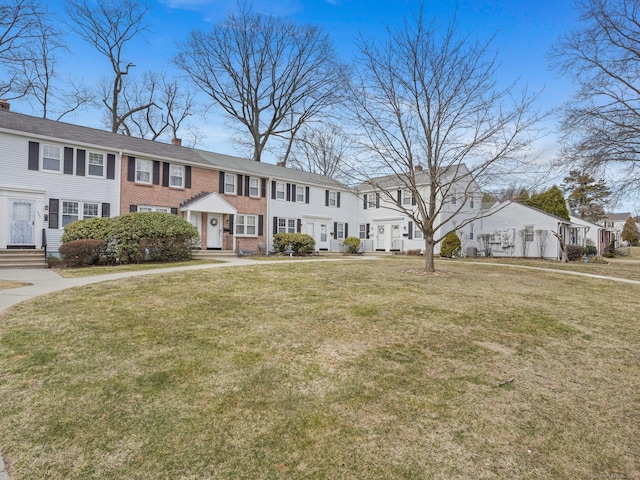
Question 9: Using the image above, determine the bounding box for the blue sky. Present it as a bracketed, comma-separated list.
[13, 0, 587, 193]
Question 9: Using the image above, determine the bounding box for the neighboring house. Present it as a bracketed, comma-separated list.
[479, 201, 593, 260]
[569, 214, 611, 255]
[0, 109, 120, 255]
[603, 212, 631, 247]
[357, 165, 482, 254]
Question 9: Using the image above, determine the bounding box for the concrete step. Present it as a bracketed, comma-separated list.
[0, 250, 47, 269]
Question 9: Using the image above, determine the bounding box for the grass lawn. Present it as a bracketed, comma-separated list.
[0, 258, 638, 479]
[53, 259, 224, 278]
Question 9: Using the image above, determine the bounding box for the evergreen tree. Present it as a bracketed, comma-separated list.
[621, 217, 640, 246]
[561, 169, 611, 222]
[528, 186, 570, 220]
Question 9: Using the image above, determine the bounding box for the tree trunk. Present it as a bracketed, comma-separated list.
[424, 237, 436, 272]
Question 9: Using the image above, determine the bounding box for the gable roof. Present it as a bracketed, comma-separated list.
[0, 110, 351, 190]
[604, 212, 631, 222]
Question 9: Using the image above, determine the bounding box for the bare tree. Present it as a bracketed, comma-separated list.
[120, 72, 199, 145]
[535, 229, 550, 258]
[14, 12, 92, 120]
[552, 230, 569, 262]
[351, 8, 540, 272]
[551, 0, 640, 198]
[288, 123, 354, 180]
[174, 4, 347, 162]
[0, 0, 44, 98]
[65, 0, 152, 133]
[518, 229, 530, 257]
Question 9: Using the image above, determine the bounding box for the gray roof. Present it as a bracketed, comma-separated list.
[604, 212, 631, 222]
[0, 110, 350, 190]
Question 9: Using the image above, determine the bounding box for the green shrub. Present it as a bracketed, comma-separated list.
[343, 236, 361, 254]
[60, 212, 199, 264]
[439, 231, 461, 258]
[58, 239, 106, 267]
[272, 233, 315, 255]
[584, 245, 598, 257]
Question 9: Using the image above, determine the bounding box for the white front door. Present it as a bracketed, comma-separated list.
[319, 223, 330, 250]
[376, 225, 386, 250]
[391, 224, 402, 251]
[305, 222, 316, 249]
[10, 199, 35, 246]
[206, 214, 222, 249]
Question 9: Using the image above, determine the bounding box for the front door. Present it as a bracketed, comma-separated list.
[318, 223, 330, 250]
[10, 199, 35, 246]
[189, 212, 201, 248]
[376, 225, 386, 250]
[391, 224, 401, 251]
[206, 214, 222, 249]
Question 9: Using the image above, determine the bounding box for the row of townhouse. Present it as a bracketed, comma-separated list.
[2, 108, 480, 257]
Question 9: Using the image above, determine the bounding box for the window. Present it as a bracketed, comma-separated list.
[469, 223, 474, 240]
[296, 185, 305, 202]
[328, 191, 337, 207]
[359, 224, 367, 240]
[83, 202, 99, 219]
[367, 194, 376, 209]
[138, 205, 170, 213]
[277, 218, 297, 233]
[402, 190, 412, 205]
[88, 152, 104, 177]
[249, 178, 260, 197]
[235, 214, 258, 236]
[288, 219, 296, 233]
[170, 165, 184, 188]
[136, 159, 151, 184]
[524, 225, 534, 242]
[224, 173, 236, 194]
[414, 227, 423, 239]
[336, 222, 345, 239]
[470, 196, 475, 209]
[451, 189, 457, 205]
[62, 201, 79, 226]
[42, 144, 61, 171]
[276, 182, 286, 200]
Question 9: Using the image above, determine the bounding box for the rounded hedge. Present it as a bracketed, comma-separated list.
[272, 233, 315, 255]
[440, 231, 461, 258]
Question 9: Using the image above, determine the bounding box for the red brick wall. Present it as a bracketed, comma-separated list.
[120, 155, 267, 251]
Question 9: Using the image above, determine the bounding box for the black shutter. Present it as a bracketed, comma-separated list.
[101, 203, 110, 217]
[127, 157, 135, 182]
[345, 223, 348, 237]
[63, 147, 74, 174]
[297, 219, 301, 233]
[408, 221, 413, 240]
[245, 176, 250, 197]
[28, 141, 39, 170]
[258, 215, 264, 236]
[237, 174, 243, 196]
[130, 205, 137, 212]
[262, 178, 267, 198]
[273, 216, 278, 235]
[171, 207, 178, 215]
[366, 223, 370, 239]
[76, 149, 85, 176]
[107, 154, 116, 179]
[305, 186, 310, 204]
[48, 198, 59, 229]
[162, 162, 170, 187]
[228, 214, 234, 233]
[363, 194, 367, 210]
[333, 222, 338, 240]
[376, 193, 380, 208]
[271, 180, 276, 199]
[397, 190, 402, 206]
[153, 161, 161, 185]
[412, 194, 416, 206]
[185, 166, 191, 188]
[291, 184, 297, 202]
[337, 192, 341, 208]
[325, 189, 329, 206]
[219, 171, 225, 193]
[286, 183, 291, 201]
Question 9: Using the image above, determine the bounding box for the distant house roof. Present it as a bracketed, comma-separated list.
[604, 212, 631, 222]
[355, 164, 474, 191]
[0, 110, 351, 190]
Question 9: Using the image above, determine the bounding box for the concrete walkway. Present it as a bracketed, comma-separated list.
[0, 256, 638, 480]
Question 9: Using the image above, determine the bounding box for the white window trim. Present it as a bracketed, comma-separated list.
[224, 173, 236, 195]
[170, 164, 185, 189]
[138, 205, 171, 213]
[249, 177, 260, 198]
[87, 152, 106, 178]
[136, 159, 152, 184]
[402, 190, 412, 206]
[61, 200, 100, 227]
[524, 225, 534, 242]
[328, 191, 337, 207]
[236, 213, 259, 237]
[276, 182, 286, 201]
[359, 224, 367, 240]
[336, 222, 345, 239]
[41, 144, 62, 173]
[296, 185, 305, 203]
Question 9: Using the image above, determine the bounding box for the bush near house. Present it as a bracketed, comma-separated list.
[272, 233, 315, 255]
[440, 231, 461, 258]
[342, 236, 361, 254]
[58, 239, 106, 267]
[567, 245, 585, 262]
[61, 212, 199, 264]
